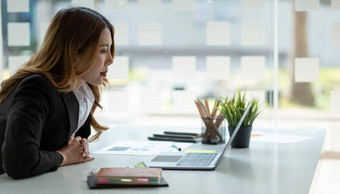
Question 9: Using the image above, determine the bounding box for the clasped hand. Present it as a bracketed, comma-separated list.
[57, 135, 94, 166]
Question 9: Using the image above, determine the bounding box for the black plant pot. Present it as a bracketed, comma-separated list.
[228, 126, 252, 148]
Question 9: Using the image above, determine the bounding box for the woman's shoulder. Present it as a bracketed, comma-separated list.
[18, 73, 53, 88]
[20, 73, 49, 83]
[14, 73, 57, 95]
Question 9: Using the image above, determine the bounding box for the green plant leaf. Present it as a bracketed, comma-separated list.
[218, 89, 262, 127]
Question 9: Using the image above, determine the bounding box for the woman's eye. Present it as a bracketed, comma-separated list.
[100, 50, 107, 54]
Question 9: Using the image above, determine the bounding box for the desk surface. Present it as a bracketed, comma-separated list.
[0, 125, 325, 194]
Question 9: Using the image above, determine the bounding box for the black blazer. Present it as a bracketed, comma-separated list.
[0, 74, 91, 179]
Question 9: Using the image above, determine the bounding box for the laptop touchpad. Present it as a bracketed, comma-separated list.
[151, 155, 182, 162]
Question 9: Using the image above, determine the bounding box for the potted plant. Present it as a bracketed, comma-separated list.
[219, 90, 262, 148]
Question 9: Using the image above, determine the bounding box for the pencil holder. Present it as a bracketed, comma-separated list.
[201, 117, 226, 144]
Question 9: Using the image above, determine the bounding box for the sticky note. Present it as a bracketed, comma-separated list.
[134, 161, 148, 168]
[251, 133, 264, 138]
[7, 0, 29, 12]
[39, 22, 50, 48]
[172, 90, 196, 114]
[172, 0, 195, 11]
[138, 23, 162, 46]
[332, 0, 340, 9]
[113, 23, 128, 46]
[72, 0, 95, 9]
[241, 0, 264, 9]
[8, 56, 31, 76]
[241, 56, 265, 80]
[139, 0, 161, 10]
[8, 23, 30, 46]
[108, 56, 129, 79]
[186, 150, 216, 153]
[332, 23, 340, 46]
[206, 22, 230, 46]
[172, 56, 196, 79]
[104, 0, 127, 10]
[241, 22, 265, 46]
[206, 56, 230, 80]
[330, 91, 340, 113]
[295, 0, 319, 11]
[104, 91, 129, 113]
[294, 58, 319, 82]
[140, 90, 162, 114]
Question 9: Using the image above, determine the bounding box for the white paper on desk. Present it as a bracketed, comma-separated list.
[251, 133, 313, 144]
[94, 141, 193, 155]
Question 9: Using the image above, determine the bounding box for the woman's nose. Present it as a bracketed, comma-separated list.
[106, 54, 113, 65]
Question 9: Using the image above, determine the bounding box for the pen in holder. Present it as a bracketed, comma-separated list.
[195, 98, 226, 144]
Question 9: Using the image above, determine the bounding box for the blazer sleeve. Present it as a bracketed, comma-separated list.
[2, 76, 63, 179]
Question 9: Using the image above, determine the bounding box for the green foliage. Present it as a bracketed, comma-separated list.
[219, 90, 262, 127]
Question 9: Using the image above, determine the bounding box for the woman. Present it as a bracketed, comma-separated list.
[0, 7, 114, 179]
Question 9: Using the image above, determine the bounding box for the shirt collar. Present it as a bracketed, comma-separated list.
[72, 83, 95, 104]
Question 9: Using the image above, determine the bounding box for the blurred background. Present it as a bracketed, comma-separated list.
[1, 0, 340, 132]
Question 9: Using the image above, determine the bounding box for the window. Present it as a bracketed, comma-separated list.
[1, 0, 339, 130]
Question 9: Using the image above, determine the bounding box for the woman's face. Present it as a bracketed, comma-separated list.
[77, 28, 113, 87]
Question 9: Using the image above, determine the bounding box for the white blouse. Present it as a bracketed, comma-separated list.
[72, 83, 94, 134]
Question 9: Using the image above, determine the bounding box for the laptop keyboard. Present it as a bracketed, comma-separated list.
[176, 153, 218, 167]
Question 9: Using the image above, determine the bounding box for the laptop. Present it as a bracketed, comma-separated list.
[146, 101, 252, 170]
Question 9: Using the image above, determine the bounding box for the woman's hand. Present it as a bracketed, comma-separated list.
[67, 135, 90, 157]
[79, 137, 90, 158]
[57, 136, 94, 166]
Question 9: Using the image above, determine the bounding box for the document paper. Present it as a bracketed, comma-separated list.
[94, 141, 193, 155]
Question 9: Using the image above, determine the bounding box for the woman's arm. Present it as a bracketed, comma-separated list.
[2, 76, 61, 179]
[2, 75, 95, 179]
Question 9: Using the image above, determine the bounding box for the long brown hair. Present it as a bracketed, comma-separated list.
[0, 7, 115, 142]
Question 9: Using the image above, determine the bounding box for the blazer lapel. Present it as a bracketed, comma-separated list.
[62, 92, 79, 137]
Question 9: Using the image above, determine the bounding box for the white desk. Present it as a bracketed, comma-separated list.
[0, 125, 325, 194]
